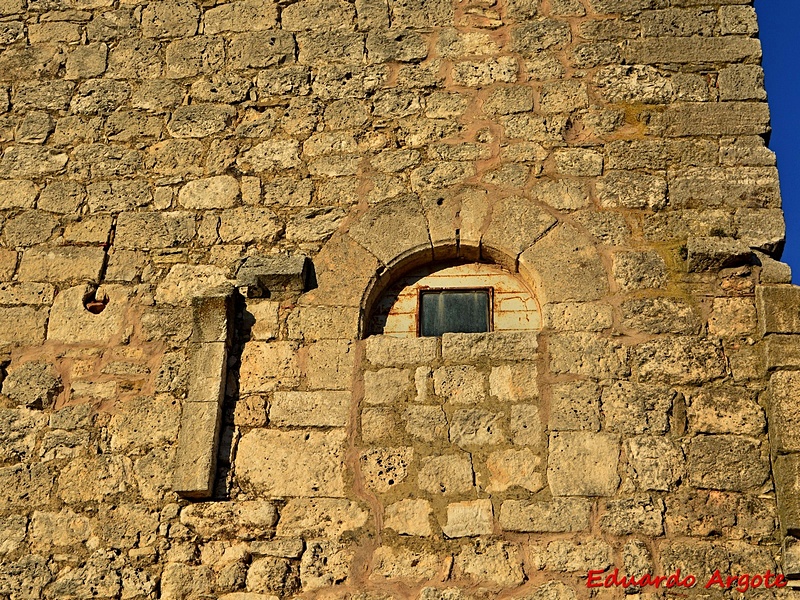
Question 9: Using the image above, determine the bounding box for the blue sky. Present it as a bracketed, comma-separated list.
[755, 0, 799, 281]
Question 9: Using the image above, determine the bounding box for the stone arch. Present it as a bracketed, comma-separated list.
[300, 191, 611, 338]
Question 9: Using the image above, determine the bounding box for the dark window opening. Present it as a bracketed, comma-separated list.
[419, 289, 491, 337]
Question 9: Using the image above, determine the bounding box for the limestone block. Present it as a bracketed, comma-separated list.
[0, 463, 55, 509]
[769, 372, 800, 453]
[356, 0, 389, 29]
[756, 285, 800, 335]
[0, 145, 67, 178]
[181, 501, 278, 538]
[300, 540, 353, 591]
[115, 212, 195, 249]
[499, 498, 591, 533]
[109, 396, 181, 453]
[2, 210, 57, 247]
[168, 104, 235, 138]
[287, 305, 359, 341]
[735, 208, 785, 253]
[297, 31, 365, 64]
[236, 429, 347, 497]
[364, 368, 414, 405]
[0, 249, 15, 281]
[539, 80, 588, 113]
[553, 148, 603, 176]
[277, 498, 369, 538]
[86, 180, 151, 213]
[612, 250, 667, 291]
[482, 196, 556, 265]
[636, 334, 726, 383]
[622, 298, 699, 335]
[141, 0, 199, 38]
[486, 448, 544, 493]
[385, 499, 433, 536]
[451, 57, 518, 87]
[361, 407, 397, 443]
[686, 435, 769, 491]
[542, 302, 612, 332]
[367, 29, 428, 63]
[204, 0, 277, 33]
[63, 215, 113, 246]
[370, 545, 443, 582]
[599, 495, 664, 536]
[390, 0, 452, 27]
[622, 37, 760, 65]
[547, 432, 619, 496]
[349, 196, 431, 268]
[106, 39, 163, 79]
[404, 405, 448, 442]
[510, 20, 571, 56]
[238, 139, 301, 173]
[0, 408, 47, 462]
[520, 224, 609, 303]
[483, 86, 534, 116]
[418, 454, 474, 495]
[58, 455, 132, 502]
[29, 509, 93, 550]
[660, 541, 733, 582]
[239, 341, 300, 394]
[449, 409, 506, 447]
[442, 332, 538, 363]
[228, 31, 296, 69]
[282, 0, 354, 30]
[155, 264, 232, 306]
[660, 102, 770, 137]
[601, 382, 672, 435]
[0, 306, 47, 345]
[65, 43, 108, 79]
[549, 333, 628, 379]
[2, 363, 61, 409]
[0, 515, 26, 555]
[70, 79, 130, 114]
[489, 363, 538, 402]
[442, 499, 493, 538]
[597, 170, 667, 211]
[533, 539, 612, 573]
[455, 541, 525, 587]
[173, 399, 222, 498]
[433, 366, 485, 404]
[626, 436, 683, 491]
[687, 237, 754, 272]
[178, 176, 239, 209]
[304, 340, 355, 390]
[360, 447, 413, 493]
[0, 179, 37, 209]
[509, 404, 544, 447]
[687, 387, 765, 436]
[0, 283, 53, 307]
[775, 454, 800, 536]
[164, 36, 225, 78]
[270, 391, 350, 427]
[365, 336, 439, 367]
[14, 80, 74, 111]
[48, 285, 129, 344]
[161, 564, 214, 600]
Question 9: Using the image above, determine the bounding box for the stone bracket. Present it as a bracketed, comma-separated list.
[173, 293, 233, 499]
[235, 255, 311, 299]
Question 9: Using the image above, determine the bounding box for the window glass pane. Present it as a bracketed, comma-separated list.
[419, 290, 490, 337]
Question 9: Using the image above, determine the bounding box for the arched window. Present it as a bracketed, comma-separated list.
[368, 262, 541, 337]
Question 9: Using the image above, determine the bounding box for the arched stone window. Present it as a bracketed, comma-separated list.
[368, 262, 541, 337]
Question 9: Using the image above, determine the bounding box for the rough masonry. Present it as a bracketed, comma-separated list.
[0, 0, 797, 599]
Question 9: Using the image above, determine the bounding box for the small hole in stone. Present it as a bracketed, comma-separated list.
[436, 197, 444, 206]
[83, 288, 109, 314]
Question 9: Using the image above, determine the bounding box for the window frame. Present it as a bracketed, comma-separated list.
[416, 286, 494, 337]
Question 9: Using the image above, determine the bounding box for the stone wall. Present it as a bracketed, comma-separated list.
[0, 0, 796, 598]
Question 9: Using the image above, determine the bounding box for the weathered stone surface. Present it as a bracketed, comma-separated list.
[549, 381, 600, 432]
[418, 454, 474, 495]
[757, 285, 800, 335]
[633, 336, 726, 384]
[442, 332, 537, 363]
[482, 196, 557, 261]
[548, 432, 619, 496]
[385, 499, 433, 537]
[365, 336, 439, 367]
[520, 224, 609, 303]
[626, 436, 684, 491]
[239, 341, 300, 393]
[487, 448, 544, 493]
[601, 382, 672, 435]
[270, 391, 349, 427]
[449, 408, 506, 447]
[370, 545, 443, 582]
[2, 362, 61, 409]
[442, 499, 493, 538]
[769, 371, 800, 453]
[687, 387, 765, 437]
[499, 498, 590, 533]
[276, 498, 369, 538]
[48, 285, 129, 344]
[456, 541, 525, 587]
[599, 495, 664, 536]
[237, 429, 347, 497]
[549, 333, 628, 379]
[687, 435, 769, 491]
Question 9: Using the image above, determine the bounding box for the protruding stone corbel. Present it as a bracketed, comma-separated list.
[235, 255, 311, 299]
[173, 292, 233, 499]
